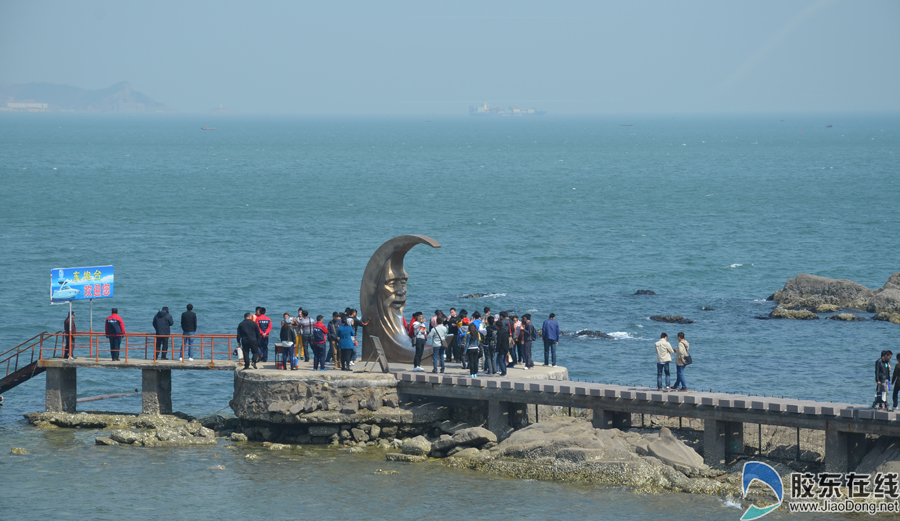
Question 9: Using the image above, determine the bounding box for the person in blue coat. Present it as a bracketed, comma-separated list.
[541, 313, 560, 366]
[337, 322, 357, 371]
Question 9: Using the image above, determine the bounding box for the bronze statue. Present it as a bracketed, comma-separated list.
[360, 235, 441, 363]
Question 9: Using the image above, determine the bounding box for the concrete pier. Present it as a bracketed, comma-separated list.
[45, 367, 77, 413]
[39, 358, 238, 414]
[142, 369, 172, 414]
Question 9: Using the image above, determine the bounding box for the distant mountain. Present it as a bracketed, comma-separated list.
[0, 81, 175, 113]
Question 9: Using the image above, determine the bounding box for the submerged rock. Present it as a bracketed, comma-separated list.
[649, 315, 694, 324]
[572, 330, 615, 339]
[385, 453, 426, 463]
[826, 313, 864, 321]
[700, 307, 714, 311]
[635, 290, 656, 295]
[10, 447, 28, 455]
[769, 307, 819, 320]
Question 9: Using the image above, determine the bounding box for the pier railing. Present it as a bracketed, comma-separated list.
[38, 331, 238, 363]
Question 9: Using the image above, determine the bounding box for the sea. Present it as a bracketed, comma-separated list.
[1, 113, 897, 520]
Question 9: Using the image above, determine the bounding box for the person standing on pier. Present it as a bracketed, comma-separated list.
[673, 332, 690, 391]
[280, 313, 296, 370]
[874, 350, 893, 410]
[312, 315, 329, 371]
[337, 320, 357, 371]
[412, 311, 428, 371]
[892, 358, 900, 410]
[542, 313, 560, 366]
[655, 332, 674, 392]
[180, 304, 197, 361]
[428, 317, 449, 373]
[297, 310, 315, 363]
[152, 307, 174, 360]
[237, 312, 260, 369]
[63, 311, 76, 359]
[105, 308, 125, 361]
[521, 313, 536, 369]
[256, 307, 272, 362]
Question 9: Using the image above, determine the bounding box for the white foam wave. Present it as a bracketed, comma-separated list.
[726, 263, 755, 269]
[721, 497, 743, 510]
[608, 331, 637, 340]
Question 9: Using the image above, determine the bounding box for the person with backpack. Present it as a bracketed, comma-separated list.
[428, 318, 449, 373]
[312, 315, 329, 371]
[482, 316, 498, 375]
[673, 332, 690, 391]
[411, 311, 428, 371]
[465, 318, 481, 378]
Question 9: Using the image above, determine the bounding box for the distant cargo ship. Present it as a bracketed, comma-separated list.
[469, 102, 546, 116]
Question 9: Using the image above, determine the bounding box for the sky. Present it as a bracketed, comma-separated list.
[1, 0, 898, 115]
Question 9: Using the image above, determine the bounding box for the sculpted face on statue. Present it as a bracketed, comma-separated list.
[360, 235, 441, 364]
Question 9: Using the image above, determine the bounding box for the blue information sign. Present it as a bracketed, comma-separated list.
[51, 265, 114, 304]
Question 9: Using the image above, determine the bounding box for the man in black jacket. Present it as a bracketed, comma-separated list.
[152, 307, 174, 360]
[874, 350, 893, 410]
[180, 304, 197, 361]
[237, 313, 260, 369]
[521, 314, 536, 369]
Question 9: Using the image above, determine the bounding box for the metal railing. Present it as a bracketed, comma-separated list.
[38, 331, 239, 363]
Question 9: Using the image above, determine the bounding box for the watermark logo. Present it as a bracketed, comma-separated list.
[741, 461, 783, 520]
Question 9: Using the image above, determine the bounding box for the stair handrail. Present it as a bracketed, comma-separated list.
[1, 332, 48, 378]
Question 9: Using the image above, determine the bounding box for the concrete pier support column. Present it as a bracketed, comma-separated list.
[142, 369, 172, 415]
[591, 409, 632, 430]
[825, 425, 867, 473]
[487, 399, 509, 435]
[45, 367, 77, 413]
[704, 420, 744, 466]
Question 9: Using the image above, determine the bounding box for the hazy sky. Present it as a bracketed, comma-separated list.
[1, 0, 898, 114]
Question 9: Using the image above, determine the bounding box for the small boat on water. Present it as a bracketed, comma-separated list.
[201, 125, 216, 130]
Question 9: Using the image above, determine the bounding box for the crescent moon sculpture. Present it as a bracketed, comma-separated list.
[360, 235, 441, 363]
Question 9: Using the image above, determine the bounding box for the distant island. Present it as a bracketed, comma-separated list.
[0, 81, 175, 113]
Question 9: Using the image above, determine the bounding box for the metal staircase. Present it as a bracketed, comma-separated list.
[0, 332, 49, 394]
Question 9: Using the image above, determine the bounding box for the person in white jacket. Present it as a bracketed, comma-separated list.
[654, 332, 674, 391]
[428, 318, 449, 374]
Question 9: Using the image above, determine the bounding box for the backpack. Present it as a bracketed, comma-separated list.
[313, 326, 326, 344]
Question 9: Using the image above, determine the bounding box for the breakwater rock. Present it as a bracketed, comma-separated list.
[770, 273, 900, 313]
[649, 315, 694, 324]
[97, 422, 216, 447]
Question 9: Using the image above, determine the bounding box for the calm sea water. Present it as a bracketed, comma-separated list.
[1, 113, 896, 519]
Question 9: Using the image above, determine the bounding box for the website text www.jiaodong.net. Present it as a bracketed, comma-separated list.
[788, 499, 900, 515]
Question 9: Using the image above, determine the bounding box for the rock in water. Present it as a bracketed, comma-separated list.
[872, 312, 900, 325]
[769, 307, 819, 320]
[10, 447, 28, 455]
[826, 313, 864, 321]
[635, 290, 656, 295]
[231, 432, 248, 442]
[815, 304, 840, 313]
[401, 435, 431, 456]
[772, 273, 875, 309]
[869, 289, 900, 314]
[700, 307, 714, 311]
[649, 315, 694, 324]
